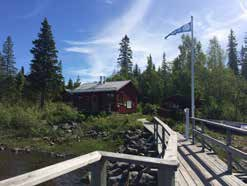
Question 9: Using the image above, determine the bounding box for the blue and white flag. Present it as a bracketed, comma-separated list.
[165, 22, 192, 39]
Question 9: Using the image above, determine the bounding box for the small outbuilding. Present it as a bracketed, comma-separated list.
[68, 78, 138, 114]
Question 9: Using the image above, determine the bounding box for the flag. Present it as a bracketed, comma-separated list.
[165, 22, 192, 39]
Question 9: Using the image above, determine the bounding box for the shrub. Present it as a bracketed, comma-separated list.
[0, 104, 11, 127]
[43, 102, 83, 125]
[142, 103, 159, 115]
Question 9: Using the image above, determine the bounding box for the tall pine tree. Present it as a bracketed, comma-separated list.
[227, 29, 238, 75]
[161, 52, 169, 98]
[73, 75, 81, 88]
[29, 18, 63, 108]
[241, 36, 247, 80]
[66, 78, 74, 90]
[2, 36, 17, 76]
[117, 35, 133, 78]
[16, 66, 25, 100]
[0, 52, 4, 77]
[133, 64, 141, 78]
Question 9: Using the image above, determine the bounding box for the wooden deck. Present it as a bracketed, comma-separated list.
[143, 123, 246, 186]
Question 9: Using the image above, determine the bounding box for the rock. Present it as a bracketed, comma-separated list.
[56, 153, 66, 158]
[128, 171, 139, 181]
[108, 168, 123, 177]
[118, 145, 126, 153]
[108, 174, 122, 185]
[138, 173, 155, 185]
[115, 162, 129, 170]
[66, 129, 72, 133]
[52, 125, 58, 131]
[81, 172, 90, 184]
[70, 122, 78, 128]
[61, 123, 71, 130]
[126, 146, 138, 154]
[24, 146, 31, 153]
[11, 148, 21, 154]
[0, 144, 6, 151]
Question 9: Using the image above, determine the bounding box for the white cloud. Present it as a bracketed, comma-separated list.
[65, 0, 153, 81]
[105, 0, 113, 5]
[64, 47, 93, 54]
[64, 0, 247, 82]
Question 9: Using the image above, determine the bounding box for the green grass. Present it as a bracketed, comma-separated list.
[0, 110, 150, 155]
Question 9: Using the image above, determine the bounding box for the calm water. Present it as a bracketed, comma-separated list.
[0, 150, 88, 186]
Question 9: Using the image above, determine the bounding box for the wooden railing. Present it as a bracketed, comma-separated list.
[0, 130, 179, 186]
[153, 117, 177, 162]
[191, 117, 247, 174]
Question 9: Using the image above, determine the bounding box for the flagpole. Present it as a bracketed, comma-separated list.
[191, 16, 195, 118]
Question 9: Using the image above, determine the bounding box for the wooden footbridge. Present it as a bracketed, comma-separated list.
[0, 116, 246, 186]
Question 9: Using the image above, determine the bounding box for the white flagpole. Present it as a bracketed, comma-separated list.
[191, 16, 195, 118]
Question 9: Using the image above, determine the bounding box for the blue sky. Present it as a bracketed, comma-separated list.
[1, 0, 247, 82]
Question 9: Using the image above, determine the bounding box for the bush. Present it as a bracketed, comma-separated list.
[0, 104, 11, 127]
[142, 103, 159, 115]
[43, 102, 84, 125]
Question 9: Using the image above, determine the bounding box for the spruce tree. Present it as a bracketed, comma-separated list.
[0, 52, 4, 77]
[66, 78, 74, 90]
[2, 36, 17, 76]
[227, 29, 238, 75]
[240, 45, 247, 80]
[161, 52, 169, 98]
[16, 66, 25, 100]
[117, 35, 133, 78]
[29, 18, 63, 108]
[133, 64, 141, 78]
[73, 75, 81, 88]
[161, 52, 169, 77]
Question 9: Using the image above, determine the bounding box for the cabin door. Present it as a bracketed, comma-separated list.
[91, 95, 99, 113]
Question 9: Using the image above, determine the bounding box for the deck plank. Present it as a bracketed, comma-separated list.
[143, 122, 246, 186]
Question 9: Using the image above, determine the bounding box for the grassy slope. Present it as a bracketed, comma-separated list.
[0, 113, 149, 155]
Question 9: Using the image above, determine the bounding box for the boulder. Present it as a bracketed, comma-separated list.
[115, 162, 130, 170]
[108, 168, 123, 177]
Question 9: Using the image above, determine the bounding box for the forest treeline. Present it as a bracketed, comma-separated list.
[0, 18, 246, 123]
[109, 33, 247, 122]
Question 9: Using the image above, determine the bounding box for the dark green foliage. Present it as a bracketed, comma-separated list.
[0, 52, 4, 77]
[73, 75, 81, 88]
[15, 67, 25, 100]
[142, 103, 159, 115]
[117, 35, 133, 78]
[227, 30, 239, 75]
[29, 18, 64, 108]
[2, 36, 17, 76]
[241, 36, 247, 79]
[66, 78, 74, 90]
[140, 55, 164, 104]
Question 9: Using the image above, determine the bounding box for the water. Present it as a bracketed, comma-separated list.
[0, 150, 89, 186]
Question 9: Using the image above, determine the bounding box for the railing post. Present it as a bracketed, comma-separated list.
[226, 129, 232, 174]
[158, 166, 175, 186]
[201, 122, 205, 152]
[91, 160, 107, 186]
[192, 118, 195, 144]
[184, 108, 190, 140]
[162, 126, 165, 157]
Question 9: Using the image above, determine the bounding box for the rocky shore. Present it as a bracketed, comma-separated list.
[107, 128, 158, 186]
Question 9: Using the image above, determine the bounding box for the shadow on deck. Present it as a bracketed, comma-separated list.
[143, 122, 246, 186]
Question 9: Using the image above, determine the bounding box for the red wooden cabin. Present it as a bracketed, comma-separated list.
[69, 79, 138, 113]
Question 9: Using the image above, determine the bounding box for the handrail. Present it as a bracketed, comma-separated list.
[153, 117, 178, 162]
[192, 117, 247, 134]
[0, 151, 178, 186]
[190, 117, 247, 174]
[0, 151, 101, 186]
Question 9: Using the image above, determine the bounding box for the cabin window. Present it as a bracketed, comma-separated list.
[126, 100, 132, 109]
[118, 93, 124, 104]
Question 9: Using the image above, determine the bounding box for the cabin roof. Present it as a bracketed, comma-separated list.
[70, 80, 131, 93]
